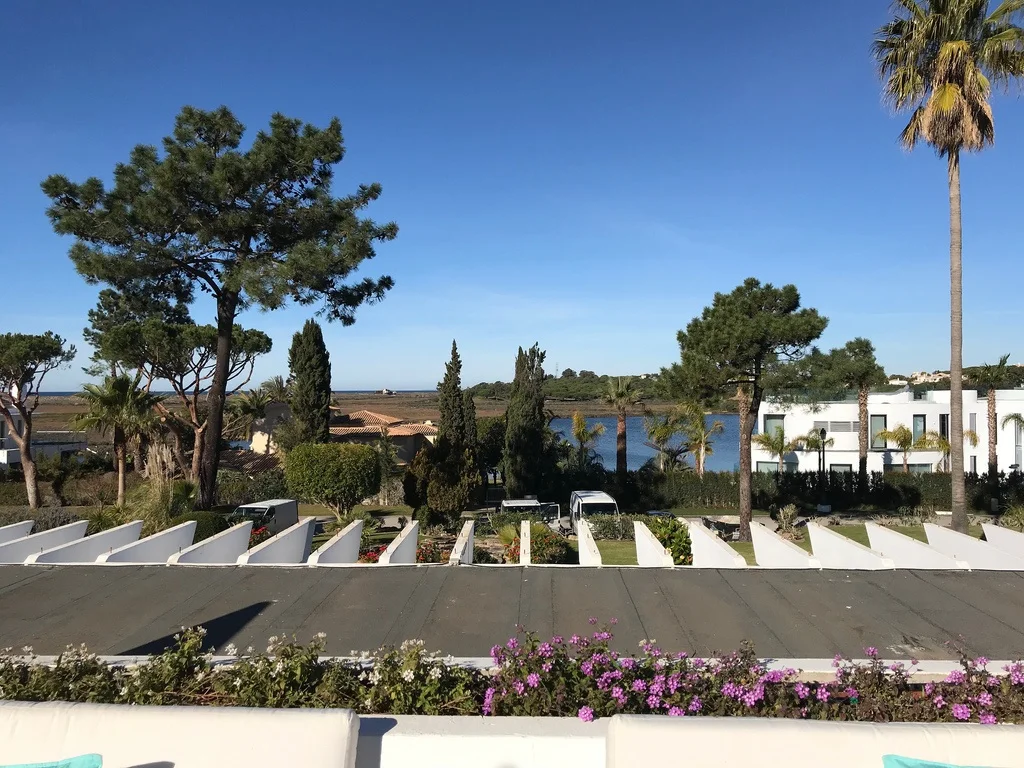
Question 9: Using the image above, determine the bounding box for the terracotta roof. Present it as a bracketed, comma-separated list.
[219, 450, 281, 475]
[330, 410, 404, 428]
[390, 424, 438, 437]
[329, 426, 387, 437]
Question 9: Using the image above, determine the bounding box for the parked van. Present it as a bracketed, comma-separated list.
[229, 499, 299, 534]
[568, 491, 619, 533]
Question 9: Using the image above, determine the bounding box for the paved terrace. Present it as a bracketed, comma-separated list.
[1, 566, 1023, 659]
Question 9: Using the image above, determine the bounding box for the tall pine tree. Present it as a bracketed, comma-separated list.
[503, 344, 547, 498]
[463, 390, 477, 449]
[437, 341, 466, 451]
[288, 320, 332, 443]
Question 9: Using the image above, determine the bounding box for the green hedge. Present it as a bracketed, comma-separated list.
[171, 512, 230, 542]
[215, 469, 288, 507]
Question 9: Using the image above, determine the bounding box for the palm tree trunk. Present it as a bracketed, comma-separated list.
[903, 452, 909, 474]
[948, 151, 967, 533]
[737, 387, 754, 542]
[858, 387, 869, 494]
[778, 455, 784, 473]
[115, 444, 127, 507]
[616, 412, 627, 476]
[987, 389, 997, 478]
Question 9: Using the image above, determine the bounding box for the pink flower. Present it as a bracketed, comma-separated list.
[537, 643, 554, 658]
[588, 617, 598, 625]
[933, 695, 945, 709]
[976, 656, 989, 668]
[578, 706, 595, 722]
[551, 635, 564, 645]
[611, 686, 626, 705]
[977, 692, 993, 707]
[945, 669, 966, 684]
[581, 661, 594, 676]
[646, 694, 662, 709]
[667, 706, 685, 717]
[526, 673, 540, 688]
[924, 683, 934, 695]
[570, 634, 582, 645]
[794, 682, 810, 700]
[506, 637, 519, 650]
[542, 662, 552, 673]
[980, 712, 997, 725]
[688, 696, 702, 713]
[845, 687, 859, 700]
[482, 687, 495, 715]
[609, 617, 618, 625]
[631, 679, 647, 693]
[952, 703, 971, 721]
[512, 681, 525, 695]
[865, 647, 879, 658]
[815, 685, 830, 702]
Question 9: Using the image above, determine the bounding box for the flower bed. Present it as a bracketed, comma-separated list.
[3, 622, 1023, 725]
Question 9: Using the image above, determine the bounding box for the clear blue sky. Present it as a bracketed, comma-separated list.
[3, 0, 1023, 391]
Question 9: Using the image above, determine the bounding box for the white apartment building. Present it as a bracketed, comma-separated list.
[752, 389, 1024, 474]
[0, 408, 88, 468]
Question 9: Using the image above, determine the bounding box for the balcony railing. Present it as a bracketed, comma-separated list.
[31, 431, 87, 445]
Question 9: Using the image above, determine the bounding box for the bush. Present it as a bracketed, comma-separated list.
[473, 546, 498, 564]
[586, 514, 649, 541]
[416, 540, 448, 563]
[285, 443, 381, 520]
[529, 524, 575, 565]
[171, 512, 230, 542]
[0, 482, 29, 506]
[0, 507, 80, 532]
[645, 518, 692, 566]
[215, 469, 288, 507]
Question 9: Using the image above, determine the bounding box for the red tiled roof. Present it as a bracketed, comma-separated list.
[390, 424, 438, 437]
[330, 410, 404, 428]
[219, 450, 281, 475]
[329, 426, 387, 437]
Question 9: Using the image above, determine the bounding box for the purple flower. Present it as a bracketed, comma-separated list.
[945, 669, 966, 684]
[611, 686, 626, 705]
[889, 662, 904, 673]
[667, 674, 681, 694]
[721, 681, 743, 699]
[551, 635, 564, 645]
[526, 672, 540, 688]
[512, 680, 525, 695]
[537, 643, 554, 658]
[910, 658, 919, 666]
[865, 647, 879, 658]
[794, 682, 810, 700]
[593, 631, 612, 641]
[482, 687, 495, 715]
[688, 696, 702, 713]
[845, 687, 859, 699]
[588, 617, 598, 625]
[742, 684, 765, 707]
[610, 617, 618, 625]
[815, 685, 830, 702]
[632, 679, 647, 693]
[976, 656, 989, 668]
[570, 634, 582, 645]
[980, 712, 997, 725]
[924, 683, 935, 695]
[986, 676, 999, 687]
[833, 653, 843, 668]
[646, 694, 662, 709]
[490, 644, 503, 661]
[952, 703, 971, 721]
[977, 692, 993, 707]
[506, 637, 518, 650]
[1009, 663, 1024, 685]
[763, 669, 786, 684]
[667, 706, 685, 717]
[578, 706, 595, 722]
[542, 662, 553, 673]
[675, 651, 688, 660]
[620, 658, 637, 670]
[580, 661, 594, 676]
[933, 695, 945, 709]
[800, 707, 809, 718]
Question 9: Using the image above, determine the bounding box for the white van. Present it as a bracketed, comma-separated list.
[568, 491, 619, 533]
[229, 498, 299, 534]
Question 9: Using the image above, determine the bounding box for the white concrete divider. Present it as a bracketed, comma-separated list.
[308, 520, 363, 566]
[168, 521, 253, 565]
[448, 520, 475, 565]
[0, 521, 89, 564]
[865, 523, 968, 570]
[750, 521, 821, 569]
[0, 520, 33, 544]
[97, 521, 197, 564]
[806, 523, 895, 570]
[379, 521, 419, 565]
[237, 518, 316, 565]
[924, 523, 1024, 570]
[634, 521, 674, 567]
[577, 519, 602, 566]
[25, 521, 143, 564]
[980, 523, 1024, 558]
[680, 519, 746, 568]
[520, 520, 531, 565]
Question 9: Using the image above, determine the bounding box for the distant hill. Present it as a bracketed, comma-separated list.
[467, 371, 663, 401]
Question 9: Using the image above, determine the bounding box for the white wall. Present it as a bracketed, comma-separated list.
[750, 522, 821, 568]
[25, 521, 143, 564]
[864, 523, 968, 569]
[924, 524, 1024, 570]
[448, 520, 475, 565]
[97, 521, 196, 564]
[980, 523, 1024, 558]
[577, 520, 602, 566]
[308, 520, 363, 566]
[168, 522, 253, 565]
[0, 521, 88, 563]
[633, 522, 673, 567]
[379, 521, 419, 565]
[806, 523, 895, 570]
[681, 519, 746, 568]
[237, 518, 315, 565]
[0, 520, 33, 544]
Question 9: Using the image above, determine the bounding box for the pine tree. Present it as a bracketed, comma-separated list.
[288, 320, 332, 443]
[437, 340, 466, 451]
[463, 390, 478, 449]
[504, 344, 547, 498]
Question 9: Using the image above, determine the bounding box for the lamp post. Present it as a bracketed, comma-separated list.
[818, 427, 828, 513]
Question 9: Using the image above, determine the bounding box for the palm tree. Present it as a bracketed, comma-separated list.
[876, 424, 917, 473]
[603, 377, 642, 475]
[260, 376, 291, 404]
[570, 411, 605, 472]
[677, 402, 724, 478]
[919, 429, 980, 471]
[644, 412, 688, 472]
[874, 1, 1024, 532]
[801, 429, 835, 454]
[969, 354, 1019, 476]
[226, 388, 273, 442]
[829, 339, 886, 488]
[72, 374, 164, 505]
[752, 426, 805, 472]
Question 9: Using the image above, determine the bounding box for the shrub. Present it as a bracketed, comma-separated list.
[248, 526, 272, 549]
[286, 443, 381, 521]
[171, 512, 230, 542]
[416, 540, 447, 563]
[216, 469, 288, 507]
[358, 544, 388, 563]
[473, 546, 498, 564]
[84, 506, 124, 535]
[0, 507, 79, 532]
[586, 514, 649, 541]
[529, 524, 575, 565]
[0, 482, 29, 506]
[645, 518, 692, 566]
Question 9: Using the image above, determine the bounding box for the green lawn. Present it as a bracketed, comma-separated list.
[596, 540, 638, 565]
[729, 541, 757, 565]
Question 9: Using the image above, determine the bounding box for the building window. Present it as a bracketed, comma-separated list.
[830, 464, 853, 474]
[908, 463, 933, 475]
[970, 456, 977, 473]
[939, 413, 949, 439]
[912, 414, 926, 443]
[756, 461, 778, 474]
[763, 415, 784, 436]
[871, 415, 887, 449]
[969, 413, 977, 432]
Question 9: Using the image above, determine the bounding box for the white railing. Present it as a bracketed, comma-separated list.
[750, 522, 821, 569]
[633, 522, 673, 567]
[308, 520, 364, 566]
[577, 520, 602, 566]
[448, 520, 475, 565]
[379, 521, 419, 565]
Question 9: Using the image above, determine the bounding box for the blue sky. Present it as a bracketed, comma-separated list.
[3, 0, 1023, 391]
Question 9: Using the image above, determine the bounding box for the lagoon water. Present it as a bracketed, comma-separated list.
[548, 414, 740, 472]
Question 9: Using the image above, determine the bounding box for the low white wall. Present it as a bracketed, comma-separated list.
[0, 521, 89, 564]
[577, 520, 602, 566]
[238, 518, 315, 565]
[25, 521, 143, 564]
[308, 520, 363, 566]
[980, 524, 1024, 558]
[97, 521, 197, 564]
[806, 523, 895, 570]
[520, 520, 531, 565]
[0, 520, 33, 544]
[634, 521, 673, 567]
[380, 521, 419, 565]
[357, 715, 607, 768]
[680, 519, 746, 568]
[168, 522, 253, 565]
[924, 523, 1024, 570]
[448, 520, 475, 565]
[865, 524, 968, 570]
[750, 522, 821, 569]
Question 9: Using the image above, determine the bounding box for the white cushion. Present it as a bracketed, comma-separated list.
[606, 716, 1024, 768]
[0, 701, 358, 768]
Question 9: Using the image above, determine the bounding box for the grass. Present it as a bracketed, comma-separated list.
[729, 541, 757, 565]
[595, 540, 638, 565]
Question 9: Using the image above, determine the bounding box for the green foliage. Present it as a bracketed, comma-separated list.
[269, 417, 306, 454]
[288, 320, 332, 444]
[585, 514, 649, 541]
[402, 448, 432, 509]
[437, 341, 467, 450]
[504, 344, 548, 498]
[0, 333, 76, 406]
[526, 524, 576, 564]
[424, 448, 478, 523]
[171, 512, 230, 542]
[467, 371, 659, 402]
[463, 391, 478, 448]
[286, 443, 381, 519]
[645, 517, 692, 565]
[476, 416, 506, 471]
[214, 469, 288, 507]
[225, 389, 272, 441]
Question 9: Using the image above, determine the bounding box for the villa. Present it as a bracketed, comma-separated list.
[753, 388, 1024, 474]
[0, 407, 87, 468]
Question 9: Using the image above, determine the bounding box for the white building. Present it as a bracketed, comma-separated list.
[0, 408, 88, 468]
[752, 389, 1024, 474]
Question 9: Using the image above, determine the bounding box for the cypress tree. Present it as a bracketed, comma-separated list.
[463, 390, 478, 449]
[288, 319, 332, 443]
[503, 344, 547, 498]
[437, 340, 466, 451]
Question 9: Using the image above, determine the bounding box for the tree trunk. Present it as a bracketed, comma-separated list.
[616, 412, 627, 476]
[948, 152, 967, 533]
[22, 452, 40, 510]
[115, 443, 127, 507]
[858, 387, 869, 493]
[197, 291, 239, 509]
[737, 387, 755, 542]
[987, 389, 997, 478]
[778, 455, 784, 473]
[696, 447, 705, 478]
[903, 453, 909, 473]
[191, 425, 206, 487]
